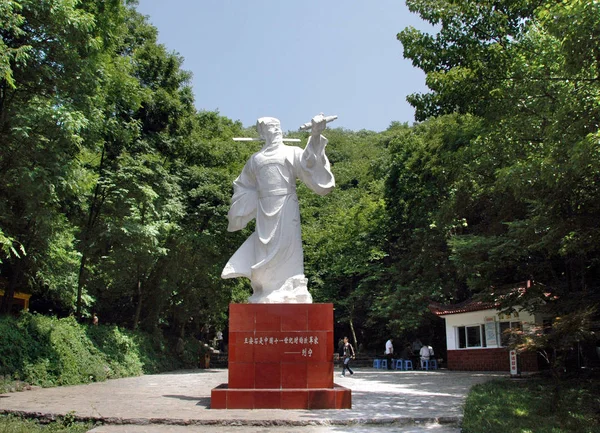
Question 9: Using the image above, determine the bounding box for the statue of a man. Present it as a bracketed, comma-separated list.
[221, 114, 335, 303]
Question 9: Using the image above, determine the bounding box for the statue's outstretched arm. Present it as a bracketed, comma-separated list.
[298, 114, 335, 196]
[308, 114, 328, 155]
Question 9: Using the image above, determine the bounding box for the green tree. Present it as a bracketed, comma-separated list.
[380, 114, 483, 334]
[148, 111, 247, 337]
[300, 127, 390, 350]
[70, 7, 234, 332]
[0, 0, 124, 314]
[397, 0, 600, 319]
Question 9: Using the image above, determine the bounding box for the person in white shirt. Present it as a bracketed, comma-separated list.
[420, 344, 434, 368]
[385, 338, 394, 370]
[216, 330, 224, 352]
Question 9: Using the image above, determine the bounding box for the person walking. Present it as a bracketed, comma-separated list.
[341, 336, 355, 377]
[385, 338, 394, 370]
[216, 330, 224, 353]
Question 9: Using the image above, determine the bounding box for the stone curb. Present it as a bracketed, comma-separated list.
[0, 409, 461, 428]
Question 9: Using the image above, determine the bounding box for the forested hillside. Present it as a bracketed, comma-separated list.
[1, 0, 598, 360]
[0, 0, 250, 338]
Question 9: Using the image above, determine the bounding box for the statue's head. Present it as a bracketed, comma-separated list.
[256, 117, 282, 141]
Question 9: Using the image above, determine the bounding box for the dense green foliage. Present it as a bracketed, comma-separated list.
[396, 0, 600, 310]
[299, 127, 392, 348]
[0, 0, 599, 363]
[0, 414, 90, 433]
[301, 0, 600, 353]
[462, 377, 600, 432]
[0, 313, 202, 388]
[0, 0, 247, 340]
[385, 0, 600, 359]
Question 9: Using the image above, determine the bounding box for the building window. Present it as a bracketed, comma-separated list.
[498, 311, 519, 320]
[499, 321, 521, 346]
[542, 318, 552, 335]
[457, 325, 487, 348]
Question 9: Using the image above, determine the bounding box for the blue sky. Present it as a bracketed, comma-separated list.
[135, 1, 435, 132]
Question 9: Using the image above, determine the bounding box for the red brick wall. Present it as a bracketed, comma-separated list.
[519, 351, 539, 372]
[447, 348, 539, 372]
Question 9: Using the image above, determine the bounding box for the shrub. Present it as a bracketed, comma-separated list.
[0, 315, 33, 378]
[0, 313, 184, 388]
[0, 414, 91, 432]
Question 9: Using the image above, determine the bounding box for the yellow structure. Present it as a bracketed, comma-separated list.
[0, 290, 31, 312]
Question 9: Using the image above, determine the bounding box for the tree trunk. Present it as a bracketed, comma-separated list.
[349, 316, 359, 354]
[133, 266, 142, 330]
[76, 144, 106, 319]
[75, 253, 87, 319]
[0, 258, 22, 315]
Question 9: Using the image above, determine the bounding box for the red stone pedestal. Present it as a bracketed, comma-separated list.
[210, 303, 351, 409]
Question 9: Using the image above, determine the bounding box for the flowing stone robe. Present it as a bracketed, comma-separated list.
[221, 135, 334, 303]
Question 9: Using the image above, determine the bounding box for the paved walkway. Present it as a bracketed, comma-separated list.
[0, 368, 504, 432]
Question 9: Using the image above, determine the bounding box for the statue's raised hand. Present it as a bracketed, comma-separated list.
[311, 113, 327, 135]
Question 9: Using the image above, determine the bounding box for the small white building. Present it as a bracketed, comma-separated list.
[429, 296, 544, 372]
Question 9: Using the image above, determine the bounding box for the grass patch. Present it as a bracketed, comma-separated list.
[0, 414, 92, 432]
[462, 375, 600, 433]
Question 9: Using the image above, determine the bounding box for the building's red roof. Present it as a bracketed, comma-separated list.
[428, 299, 501, 316]
[428, 280, 553, 316]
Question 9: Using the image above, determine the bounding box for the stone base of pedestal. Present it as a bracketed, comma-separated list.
[210, 383, 351, 409]
[210, 303, 351, 410]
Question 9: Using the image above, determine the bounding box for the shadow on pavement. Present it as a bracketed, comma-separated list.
[163, 395, 211, 408]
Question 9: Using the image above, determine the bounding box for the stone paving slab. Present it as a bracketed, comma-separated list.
[0, 368, 504, 429]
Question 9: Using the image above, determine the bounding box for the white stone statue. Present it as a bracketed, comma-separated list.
[221, 114, 336, 303]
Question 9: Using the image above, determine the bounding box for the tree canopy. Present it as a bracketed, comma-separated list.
[1, 0, 598, 356]
[391, 0, 600, 351]
[0, 0, 246, 339]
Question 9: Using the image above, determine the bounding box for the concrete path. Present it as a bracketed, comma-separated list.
[0, 368, 504, 432]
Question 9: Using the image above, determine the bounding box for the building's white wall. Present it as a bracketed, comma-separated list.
[442, 308, 536, 350]
[444, 317, 455, 350]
